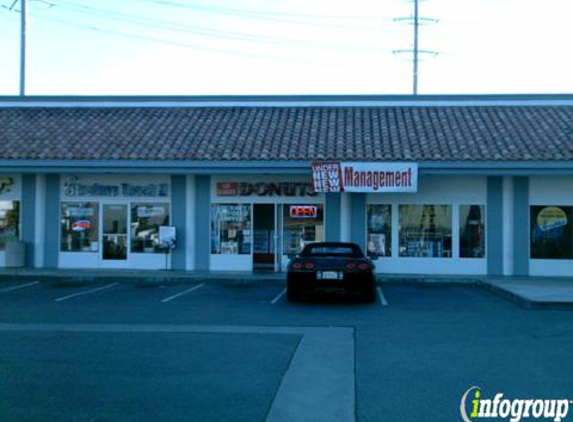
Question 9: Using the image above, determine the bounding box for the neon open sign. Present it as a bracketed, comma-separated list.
[290, 206, 318, 219]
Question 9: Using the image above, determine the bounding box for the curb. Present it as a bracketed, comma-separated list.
[477, 280, 573, 310]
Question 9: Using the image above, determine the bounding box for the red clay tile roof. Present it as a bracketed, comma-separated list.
[0, 105, 572, 161]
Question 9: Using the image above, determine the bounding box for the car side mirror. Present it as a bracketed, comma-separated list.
[287, 253, 297, 259]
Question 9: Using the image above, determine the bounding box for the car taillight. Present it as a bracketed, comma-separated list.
[345, 263, 356, 270]
[305, 262, 315, 269]
[292, 262, 302, 269]
[358, 263, 370, 270]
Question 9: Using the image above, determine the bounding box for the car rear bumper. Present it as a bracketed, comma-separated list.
[287, 272, 375, 292]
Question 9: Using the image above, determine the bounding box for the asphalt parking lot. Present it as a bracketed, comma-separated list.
[0, 279, 572, 422]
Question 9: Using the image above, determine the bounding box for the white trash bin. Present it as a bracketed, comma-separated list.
[5, 240, 25, 268]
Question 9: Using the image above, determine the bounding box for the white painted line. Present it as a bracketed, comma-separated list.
[0, 281, 39, 293]
[160, 283, 205, 303]
[377, 286, 388, 306]
[270, 288, 287, 304]
[55, 283, 118, 302]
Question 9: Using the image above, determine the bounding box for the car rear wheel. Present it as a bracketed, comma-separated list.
[287, 279, 303, 302]
[362, 284, 376, 303]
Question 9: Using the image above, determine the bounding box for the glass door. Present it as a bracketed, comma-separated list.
[102, 204, 128, 260]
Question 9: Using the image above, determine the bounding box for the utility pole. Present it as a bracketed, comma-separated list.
[393, 0, 438, 95]
[413, 0, 419, 95]
[20, 0, 26, 96]
[8, 0, 25, 95]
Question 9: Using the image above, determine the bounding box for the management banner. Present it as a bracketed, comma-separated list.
[312, 162, 418, 193]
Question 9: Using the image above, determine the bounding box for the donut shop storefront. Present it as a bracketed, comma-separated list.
[209, 176, 326, 272]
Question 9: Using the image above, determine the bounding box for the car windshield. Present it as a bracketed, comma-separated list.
[301, 244, 362, 258]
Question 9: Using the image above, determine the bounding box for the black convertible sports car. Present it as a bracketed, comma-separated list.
[286, 242, 376, 302]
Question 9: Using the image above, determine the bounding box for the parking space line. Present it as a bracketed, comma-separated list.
[160, 283, 205, 303]
[377, 286, 388, 306]
[270, 288, 287, 304]
[55, 283, 118, 302]
[0, 281, 40, 293]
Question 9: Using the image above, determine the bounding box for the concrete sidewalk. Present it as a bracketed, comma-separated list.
[480, 277, 573, 309]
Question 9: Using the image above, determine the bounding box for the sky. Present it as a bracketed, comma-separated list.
[0, 0, 572, 96]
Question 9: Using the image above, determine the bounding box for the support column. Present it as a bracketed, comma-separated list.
[487, 177, 504, 276]
[21, 174, 36, 267]
[194, 175, 210, 272]
[324, 193, 341, 242]
[350, 193, 366, 253]
[171, 175, 187, 271]
[513, 177, 529, 276]
[44, 174, 60, 268]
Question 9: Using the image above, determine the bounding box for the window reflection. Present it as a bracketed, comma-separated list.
[459, 205, 485, 258]
[399, 205, 452, 258]
[211, 204, 251, 254]
[282, 204, 324, 255]
[131, 204, 170, 253]
[0, 201, 19, 250]
[531, 206, 573, 259]
[367, 204, 392, 257]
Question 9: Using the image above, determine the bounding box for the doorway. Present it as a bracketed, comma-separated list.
[253, 204, 275, 271]
[102, 204, 128, 260]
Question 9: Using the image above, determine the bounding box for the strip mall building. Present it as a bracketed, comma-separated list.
[1, 95, 572, 277]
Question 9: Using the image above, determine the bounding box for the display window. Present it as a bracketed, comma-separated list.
[367, 204, 392, 257]
[0, 201, 19, 250]
[282, 204, 324, 255]
[459, 205, 485, 258]
[531, 206, 573, 259]
[399, 205, 452, 258]
[131, 203, 170, 253]
[211, 204, 252, 254]
[61, 202, 99, 252]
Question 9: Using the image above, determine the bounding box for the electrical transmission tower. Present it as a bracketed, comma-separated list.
[393, 0, 439, 95]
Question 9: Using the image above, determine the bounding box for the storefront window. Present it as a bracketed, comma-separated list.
[399, 205, 452, 258]
[531, 206, 573, 259]
[131, 203, 170, 253]
[283, 204, 324, 255]
[211, 204, 251, 254]
[0, 201, 19, 250]
[459, 205, 485, 258]
[61, 202, 99, 252]
[367, 204, 392, 257]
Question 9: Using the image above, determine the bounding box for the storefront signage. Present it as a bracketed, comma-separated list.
[72, 220, 92, 232]
[537, 206, 568, 231]
[215, 204, 250, 222]
[64, 176, 169, 198]
[0, 177, 14, 195]
[312, 162, 418, 193]
[68, 206, 95, 217]
[159, 226, 176, 249]
[217, 182, 317, 197]
[290, 205, 318, 219]
[137, 206, 166, 218]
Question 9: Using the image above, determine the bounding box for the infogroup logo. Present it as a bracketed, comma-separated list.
[460, 387, 572, 422]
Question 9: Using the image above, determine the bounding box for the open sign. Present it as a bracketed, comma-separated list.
[290, 206, 318, 219]
[72, 220, 92, 232]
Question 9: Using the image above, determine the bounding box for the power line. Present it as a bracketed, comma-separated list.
[47, 0, 401, 53]
[121, 0, 398, 31]
[23, 10, 346, 65]
[128, 0, 396, 22]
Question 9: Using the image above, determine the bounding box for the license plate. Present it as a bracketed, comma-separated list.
[319, 271, 341, 280]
